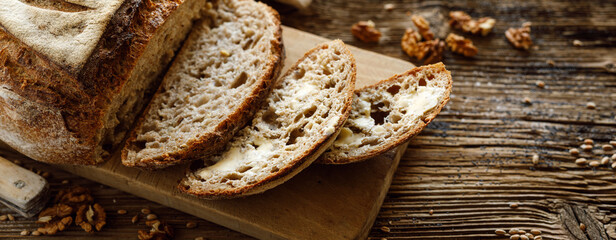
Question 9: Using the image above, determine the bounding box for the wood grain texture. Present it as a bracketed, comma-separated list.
[1, 0, 616, 239]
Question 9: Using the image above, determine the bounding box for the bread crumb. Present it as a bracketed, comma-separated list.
[383, 3, 394, 11]
[586, 102, 596, 109]
[535, 81, 545, 88]
[575, 158, 588, 165]
[573, 40, 583, 47]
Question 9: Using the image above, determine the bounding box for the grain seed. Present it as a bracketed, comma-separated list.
[509, 228, 519, 234]
[589, 161, 600, 167]
[520, 235, 529, 240]
[584, 139, 594, 145]
[581, 144, 593, 151]
[0, 215, 6, 221]
[518, 230, 526, 234]
[383, 3, 395, 11]
[532, 154, 539, 165]
[220, 49, 230, 57]
[569, 148, 580, 155]
[536, 81, 545, 88]
[511, 234, 520, 240]
[612, 154, 616, 160]
[41, 172, 50, 178]
[61, 180, 69, 184]
[429, 209, 434, 215]
[612, 162, 616, 169]
[141, 208, 151, 214]
[546, 59, 555, 66]
[495, 229, 506, 235]
[131, 215, 139, 224]
[603, 144, 614, 151]
[573, 39, 583, 46]
[31, 231, 41, 236]
[146, 214, 157, 221]
[601, 157, 610, 165]
[586, 102, 596, 109]
[117, 209, 127, 215]
[576, 158, 588, 166]
[580, 223, 586, 231]
[530, 229, 541, 235]
[534, 236, 543, 240]
[523, 97, 532, 104]
[610, 141, 616, 146]
[526, 233, 534, 238]
[510, 202, 519, 208]
[20, 230, 29, 236]
[7, 214, 14, 221]
[380, 226, 391, 232]
[186, 221, 197, 229]
[195, 237, 205, 240]
[13, 160, 22, 166]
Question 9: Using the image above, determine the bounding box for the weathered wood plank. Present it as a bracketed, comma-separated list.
[1, 0, 615, 239]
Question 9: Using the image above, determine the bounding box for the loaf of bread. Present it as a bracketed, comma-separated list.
[318, 63, 452, 164]
[179, 40, 356, 199]
[122, 0, 283, 169]
[0, 0, 209, 164]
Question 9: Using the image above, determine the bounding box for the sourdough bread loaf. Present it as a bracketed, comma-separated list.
[318, 63, 452, 164]
[0, 0, 208, 164]
[179, 40, 356, 199]
[122, 0, 283, 169]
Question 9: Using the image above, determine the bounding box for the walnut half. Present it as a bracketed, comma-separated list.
[401, 29, 445, 64]
[351, 20, 382, 43]
[36, 204, 73, 235]
[75, 203, 106, 233]
[449, 11, 496, 36]
[138, 220, 174, 240]
[446, 33, 478, 57]
[505, 22, 533, 50]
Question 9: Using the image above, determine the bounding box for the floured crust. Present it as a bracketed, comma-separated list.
[0, 0, 203, 165]
[179, 40, 357, 199]
[318, 63, 452, 164]
[122, 0, 284, 169]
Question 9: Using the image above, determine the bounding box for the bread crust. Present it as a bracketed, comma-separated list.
[0, 0, 198, 165]
[122, 0, 284, 169]
[178, 40, 357, 199]
[318, 63, 452, 164]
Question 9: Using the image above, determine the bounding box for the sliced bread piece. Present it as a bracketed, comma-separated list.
[318, 63, 452, 164]
[179, 40, 356, 199]
[122, 0, 283, 169]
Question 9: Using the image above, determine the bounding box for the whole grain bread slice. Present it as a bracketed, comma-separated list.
[318, 63, 452, 164]
[179, 40, 356, 199]
[122, 0, 283, 169]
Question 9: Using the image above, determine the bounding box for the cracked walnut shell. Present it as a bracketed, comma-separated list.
[54, 186, 94, 208]
[411, 15, 434, 40]
[401, 29, 444, 64]
[138, 220, 174, 240]
[446, 33, 478, 57]
[351, 20, 382, 43]
[75, 203, 106, 233]
[36, 204, 74, 236]
[449, 11, 495, 36]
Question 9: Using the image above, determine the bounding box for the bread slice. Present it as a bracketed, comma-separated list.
[318, 63, 452, 164]
[179, 40, 356, 199]
[122, 0, 283, 169]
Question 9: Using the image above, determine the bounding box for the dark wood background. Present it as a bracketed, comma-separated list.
[1, 0, 615, 239]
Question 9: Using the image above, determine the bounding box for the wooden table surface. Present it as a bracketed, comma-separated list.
[1, 0, 615, 239]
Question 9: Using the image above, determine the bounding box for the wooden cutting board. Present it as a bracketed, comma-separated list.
[28, 27, 414, 240]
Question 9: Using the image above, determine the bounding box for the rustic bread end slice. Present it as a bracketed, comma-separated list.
[318, 63, 452, 164]
[179, 40, 356, 199]
[122, 0, 283, 169]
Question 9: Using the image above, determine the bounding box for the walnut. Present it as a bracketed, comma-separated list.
[36, 204, 73, 235]
[446, 33, 478, 57]
[351, 20, 381, 43]
[449, 11, 495, 36]
[411, 15, 434, 40]
[54, 186, 94, 209]
[505, 22, 532, 50]
[401, 29, 444, 64]
[75, 203, 106, 233]
[138, 220, 174, 240]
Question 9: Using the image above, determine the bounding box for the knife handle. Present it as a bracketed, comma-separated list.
[0, 156, 49, 217]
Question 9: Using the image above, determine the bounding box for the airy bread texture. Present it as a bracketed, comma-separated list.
[179, 40, 356, 199]
[318, 63, 452, 164]
[0, 0, 207, 165]
[122, 0, 283, 169]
